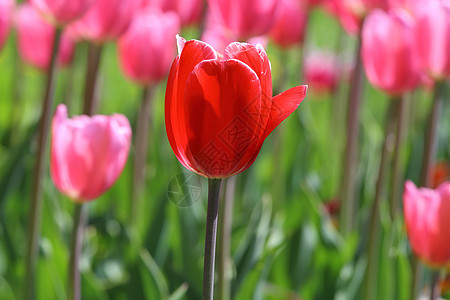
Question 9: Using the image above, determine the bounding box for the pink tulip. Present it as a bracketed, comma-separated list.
[201, 15, 268, 53]
[322, 0, 361, 35]
[269, 0, 308, 48]
[303, 0, 325, 8]
[403, 180, 450, 267]
[118, 8, 180, 85]
[361, 9, 420, 95]
[206, 0, 278, 39]
[51, 104, 132, 202]
[16, 4, 75, 70]
[414, 0, 450, 80]
[344, 0, 388, 18]
[303, 50, 341, 95]
[140, 0, 203, 26]
[29, 0, 93, 25]
[0, 0, 13, 51]
[69, 0, 141, 42]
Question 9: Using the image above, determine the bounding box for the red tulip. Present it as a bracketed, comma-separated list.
[303, 50, 341, 95]
[29, 0, 93, 25]
[69, 0, 141, 42]
[269, 0, 308, 48]
[51, 104, 132, 202]
[16, 4, 75, 70]
[165, 36, 307, 178]
[303, 0, 325, 8]
[118, 8, 180, 85]
[361, 9, 420, 95]
[414, 0, 450, 80]
[403, 180, 450, 267]
[206, 0, 278, 39]
[0, 0, 13, 51]
[140, 0, 203, 26]
[431, 162, 450, 189]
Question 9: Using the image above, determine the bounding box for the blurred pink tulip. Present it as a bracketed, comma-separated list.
[403, 180, 450, 267]
[414, 0, 450, 80]
[140, 0, 203, 26]
[303, 50, 340, 95]
[269, 0, 308, 48]
[51, 104, 132, 202]
[303, 0, 325, 8]
[69, 0, 141, 42]
[0, 0, 13, 51]
[322, 0, 361, 35]
[361, 9, 420, 95]
[344, 0, 388, 18]
[201, 15, 268, 53]
[16, 4, 75, 70]
[29, 0, 93, 25]
[118, 8, 180, 85]
[207, 0, 278, 39]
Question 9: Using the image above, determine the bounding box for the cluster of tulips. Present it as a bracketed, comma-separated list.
[0, 0, 449, 299]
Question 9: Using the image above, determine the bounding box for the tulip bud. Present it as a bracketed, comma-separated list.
[361, 9, 420, 95]
[16, 4, 75, 70]
[29, 0, 93, 25]
[403, 181, 450, 267]
[118, 9, 180, 85]
[50, 104, 132, 202]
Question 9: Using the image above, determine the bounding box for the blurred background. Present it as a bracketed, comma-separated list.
[0, 0, 449, 299]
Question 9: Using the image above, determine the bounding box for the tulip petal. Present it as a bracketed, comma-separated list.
[165, 39, 218, 173]
[262, 85, 307, 139]
[183, 58, 262, 177]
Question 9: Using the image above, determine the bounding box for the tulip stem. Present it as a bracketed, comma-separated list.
[203, 178, 223, 300]
[420, 81, 446, 187]
[24, 27, 62, 300]
[82, 43, 103, 115]
[429, 270, 441, 300]
[363, 99, 397, 300]
[68, 203, 88, 300]
[131, 85, 155, 223]
[339, 35, 364, 236]
[389, 95, 409, 218]
[217, 177, 236, 300]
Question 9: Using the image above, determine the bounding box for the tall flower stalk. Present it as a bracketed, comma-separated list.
[24, 28, 61, 300]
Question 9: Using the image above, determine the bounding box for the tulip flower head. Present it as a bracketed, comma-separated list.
[16, 4, 75, 70]
[51, 104, 132, 202]
[361, 9, 420, 95]
[69, 0, 141, 42]
[165, 36, 307, 178]
[403, 181, 450, 267]
[413, 0, 450, 80]
[269, 0, 308, 48]
[29, 0, 93, 25]
[118, 8, 180, 85]
[0, 0, 13, 51]
[206, 0, 278, 39]
[140, 0, 203, 26]
[303, 50, 341, 95]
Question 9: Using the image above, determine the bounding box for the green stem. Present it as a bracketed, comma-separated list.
[217, 177, 236, 300]
[363, 99, 397, 300]
[429, 270, 441, 300]
[389, 96, 409, 218]
[203, 178, 223, 300]
[420, 81, 446, 187]
[24, 28, 62, 300]
[68, 203, 88, 300]
[131, 85, 154, 223]
[339, 33, 364, 236]
[82, 43, 103, 115]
